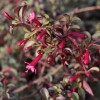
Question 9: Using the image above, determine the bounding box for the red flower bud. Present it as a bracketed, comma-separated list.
[7, 46, 12, 54]
[68, 31, 87, 39]
[69, 74, 80, 82]
[82, 50, 91, 65]
[66, 22, 69, 28]
[17, 39, 29, 46]
[36, 30, 46, 41]
[58, 39, 66, 49]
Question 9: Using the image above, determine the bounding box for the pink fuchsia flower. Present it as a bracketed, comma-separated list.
[36, 30, 46, 41]
[4, 11, 14, 20]
[58, 39, 66, 49]
[27, 11, 42, 26]
[69, 73, 80, 82]
[17, 39, 29, 46]
[68, 31, 87, 39]
[82, 49, 91, 65]
[25, 53, 43, 73]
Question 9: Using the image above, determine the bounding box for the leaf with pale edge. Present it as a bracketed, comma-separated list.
[83, 80, 94, 96]
[40, 88, 50, 100]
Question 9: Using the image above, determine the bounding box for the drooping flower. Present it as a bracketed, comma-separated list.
[25, 53, 43, 72]
[82, 49, 91, 65]
[17, 39, 29, 46]
[4, 11, 14, 20]
[27, 11, 42, 26]
[58, 39, 66, 49]
[69, 74, 80, 82]
[36, 30, 46, 41]
[68, 31, 87, 39]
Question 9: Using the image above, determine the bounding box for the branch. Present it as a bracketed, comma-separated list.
[69, 6, 100, 19]
[13, 64, 63, 93]
[73, 6, 100, 14]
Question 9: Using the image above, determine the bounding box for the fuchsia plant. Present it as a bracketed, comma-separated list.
[4, 4, 100, 100]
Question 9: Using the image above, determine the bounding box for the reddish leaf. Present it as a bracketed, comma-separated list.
[83, 80, 94, 96]
[68, 32, 87, 39]
[4, 11, 14, 20]
[68, 36, 78, 47]
[19, 5, 27, 23]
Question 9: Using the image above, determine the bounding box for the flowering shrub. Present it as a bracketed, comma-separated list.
[1, 1, 100, 100]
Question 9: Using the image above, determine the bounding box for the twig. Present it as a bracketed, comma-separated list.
[74, 6, 100, 14]
[69, 6, 100, 19]
[20, 85, 43, 100]
[13, 64, 63, 93]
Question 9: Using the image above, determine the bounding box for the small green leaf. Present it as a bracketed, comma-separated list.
[44, 14, 50, 19]
[6, 93, 10, 99]
[56, 94, 66, 100]
[92, 31, 100, 39]
[19, 5, 27, 23]
[40, 88, 50, 100]
[78, 88, 85, 100]
[0, 87, 4, 94]
[0, 82, 3, 87]
[57, 14, 70, 22]
[24, 33, 31, 38]
[12, 18, 19, 25]
[7, 83, 15, 88]
[83, 31, 91, 40]
[10, 68, 18, 77]
[24, 40, 35, 49]
[43, 20, 50, 26]
[9, 25, 14, 34]
[72, 16, 81, 23]
[70, 25, 80, 30]
[0, 72, 3, 75]
[72, 92, 79, 100]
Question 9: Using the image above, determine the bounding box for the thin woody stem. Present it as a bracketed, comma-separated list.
[70, 6, 100, 19]
[13, 64, 63, 93]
